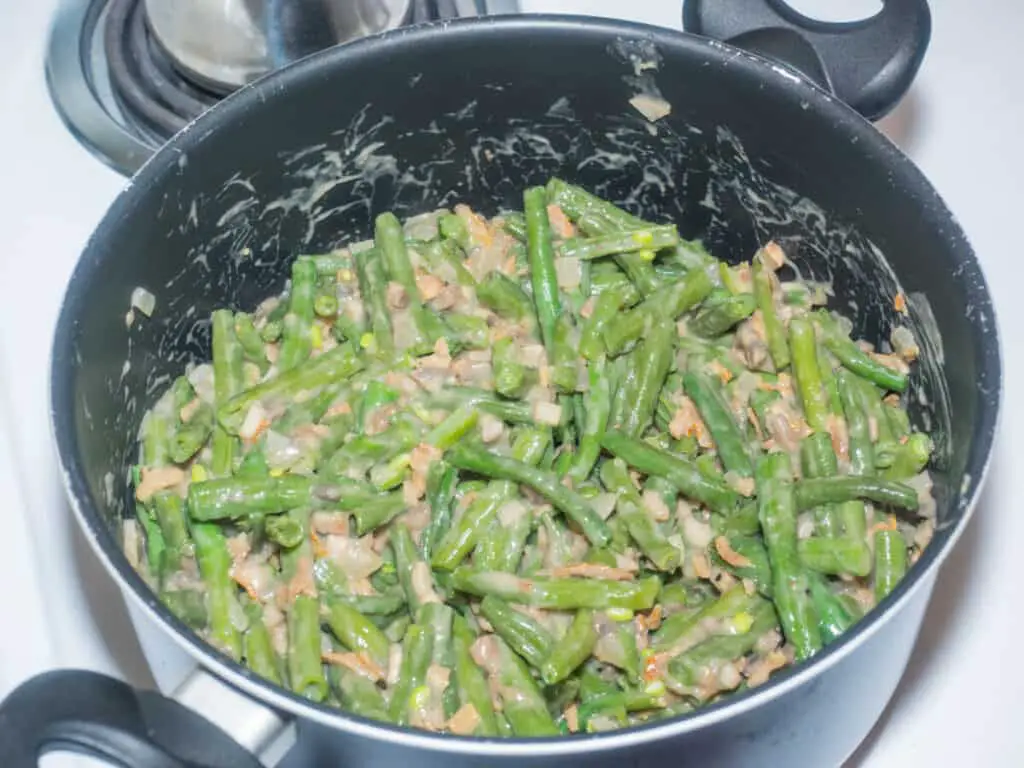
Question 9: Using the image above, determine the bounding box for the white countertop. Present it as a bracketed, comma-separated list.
[0, 1, 1020, 765]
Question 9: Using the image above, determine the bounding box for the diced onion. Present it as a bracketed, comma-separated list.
[239, 402, 267, 441]
[629, 93, 672, 122]
[555, 257, 582, 290]
[264, 430, 302, 470]
[532, 401, 563, 426]
[130, 286, 156, 317]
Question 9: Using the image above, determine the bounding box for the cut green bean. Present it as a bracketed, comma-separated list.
[450, 568, 660, 611]
[756, 452, 822, 661]
[479, 595, 553, 670]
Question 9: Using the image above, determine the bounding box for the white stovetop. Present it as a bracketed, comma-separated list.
[0, 1, 1020, 765]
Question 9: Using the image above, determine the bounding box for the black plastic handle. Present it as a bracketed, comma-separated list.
[0, 670, 262, 768]
[682, 0, 931, 120]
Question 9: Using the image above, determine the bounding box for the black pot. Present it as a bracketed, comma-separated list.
[0, 4, 1001, 767]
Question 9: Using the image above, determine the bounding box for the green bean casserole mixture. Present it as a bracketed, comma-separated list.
[127, 179, 935, 736]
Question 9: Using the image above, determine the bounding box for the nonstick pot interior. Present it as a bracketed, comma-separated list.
[51, 14, 999, 745]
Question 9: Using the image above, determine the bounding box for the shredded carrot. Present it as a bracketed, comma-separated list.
[715, 536, 753, 568]
[546, 204, 576, 239]
[692, 552, 712, 580]
[645, 604, 663, 631]
[563, 704, 580, 733]
[310, 530, 328, 559]
[709, 359, 733, 384]
[894, 293, 907, 314]
[324, 401, 352, 419]
[870, 515, 899, 535]
[231, 570, 259, 601]
[643, 653, 660, 683]
[244, 417, 271, 446]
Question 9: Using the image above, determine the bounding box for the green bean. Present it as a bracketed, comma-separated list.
[579, 287, 627, 361]
[190, 522, 242, 661]
[422, 461, 458, 564]
[169, 403, 214, 464]
[218, 343, 363, 434]
[807, 572, 855, 644]
[442, 313, 489, 352]
[417, 601, 455, 672]
[162, 588, 207, 629]
[445, 442, 611, 548]
[558, 226, 680, 260]
[815, 311, 908, 393]
[431, 483, 513, 571]
[151, 491, 190, 566]
[789, 315, 830, 432]
[874, 527, 907, 601]
[884, 403, 912, 440]
[599, 459, 680, 572]
[265, 511, 305, 549]
[610, 318, 674, 438]
[799, 432, 840, 538]
[187, 475, 360, 522]
[388, 624, 434, 725]
[525, 185, 563, 350]
[755, 452, 822, 661]
[817, 345, 843, 416]
[234, 313, 270, 373]
[794, 477, 919, 512]
[451, 615, 499, 736]
[550, 313, 580, 394]
[665, 599, 777, 700]
[540, 609, 597, 685]
[424, 386, 548, 427]
[710, 534, 773, 597]
[391, 524, 439, 613]
[589, 262, 641, 306]
[683, 368, 755, 477]
[450, 568, 660, 611]
[751, 255, 790, 370]
[326, 602, 391, 670]
[330, 667, 391, 723]
[377, 212, 437, 352]
[654, 585, 767, 652]
[492, 336, 531, 399]
[689, 292, 757, 338]
[601, 430, 744, 518]
[603, 270, 713, 356]
[211, 308, 244, 475]
[579, 691, 670, 731]
[353, 247, 394, 356]
[475, 272, 535, 324]
[567, 357, 611, 484]
[479, 596, 553, 670]
[278, 259, 317, 371]
[749, 388, 781, 437]
[798, 536, 872, 577]
[546, 179, 659, 296]
[837, 369, 875, 476]
[297, 252, 353, 277]
[498, 211, 526, 242]
[241, 600, 282, 685]
[878, 433, 933, 480]
[476, 634, 560, 736]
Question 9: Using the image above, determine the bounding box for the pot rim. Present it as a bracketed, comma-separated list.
[50, 13, 1002, 757]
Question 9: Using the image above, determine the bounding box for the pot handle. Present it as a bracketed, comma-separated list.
[681, 0, 931, 120]
[0, 668, 292, 768]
